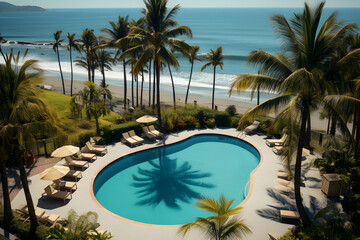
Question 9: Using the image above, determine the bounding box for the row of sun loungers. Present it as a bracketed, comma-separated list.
[17, 204, 67, 227]
[122, 126, 164, 147]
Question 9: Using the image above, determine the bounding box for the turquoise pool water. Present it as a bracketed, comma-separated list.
[93, 134, 260, 225]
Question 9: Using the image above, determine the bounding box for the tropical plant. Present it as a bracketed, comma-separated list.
[229, 2, 358, 226]
[185, 45, 201, 104]
[71, 81, 110, 135]
[67, 32, 81, 96]
[95, 49, 113, 94]
[178, 195, 251, 240]
[100, 16, 131, 109]
[0, 50, 56, 234]
[46, 210, 109, 240]
[121, 0, 193, 129]
[201, 47, 224, 110]
[53, 30, 66, 94]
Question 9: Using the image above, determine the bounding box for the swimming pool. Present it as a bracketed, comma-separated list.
[92, 134, 261, 225]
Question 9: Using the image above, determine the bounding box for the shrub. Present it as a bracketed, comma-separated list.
[183, 115, 198, 129]
[230, 116, 242, 128]
[102, 121, 141, 143]
[214, 112, 231, 127]
[206, 118, 216, 128]
[196, 110, 207, 128]
[78, 120, 92, 130]
[78, 132, 96, 147]
[225, 105, 237, 116]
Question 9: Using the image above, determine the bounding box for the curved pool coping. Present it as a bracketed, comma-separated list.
[90, 132, 263, 228]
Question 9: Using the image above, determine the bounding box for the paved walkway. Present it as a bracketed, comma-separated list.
[11, 128, 329, 240]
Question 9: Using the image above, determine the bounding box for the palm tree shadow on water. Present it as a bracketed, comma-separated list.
[132, 147, 215, 209]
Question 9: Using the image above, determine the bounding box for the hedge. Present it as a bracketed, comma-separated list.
[102, 121, 142, 144]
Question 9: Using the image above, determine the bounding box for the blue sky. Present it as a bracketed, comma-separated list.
[7, 0, 360, 8]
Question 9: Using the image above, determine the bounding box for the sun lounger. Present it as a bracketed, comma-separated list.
[280, 210, 300, 222]
[272, 146, 284, 155]
[43, 185, 72, 203]
[89, 137, 105, 147]
[122, 132, 140, 147]
[277, 178, 293, 188]
[148, 125, 163, 138]
[74, 151, 97, 162]
[277, 171, 289, 180]
[128, 130, 144, 144]
[268, 233, 280, 240]
[142, 127, 156, 140]
[274, 185, 293, 194]
[16, 205, 46, 220]
[52, 179, 77, 191]
[65, 170, 82, 181]
[65, 156, 89, 170]
[85, 142, 107, 155]
[266, 134, 288, 147]
[244, 120, 260, 133]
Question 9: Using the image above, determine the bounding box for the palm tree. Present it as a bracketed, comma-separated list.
[95, 49, 113, 94]
[185, 45, 201, 105]
[0, 33, 5, 61]
[78, 29, 97, 82]
[229, 2, 358, 226]
[100, 16, 131, 109]
[201, 47, 223, 110]
[0, 51, 56, 234]
[67, 33, 81, 96]
[178, 195, 251, 240]
[122, 0, 192, 128]
[53, 30, 66, 94]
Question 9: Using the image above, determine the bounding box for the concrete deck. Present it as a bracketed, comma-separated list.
[11, 128, 329, 240]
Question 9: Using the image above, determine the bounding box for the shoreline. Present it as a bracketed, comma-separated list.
[42, 76, 330, 132]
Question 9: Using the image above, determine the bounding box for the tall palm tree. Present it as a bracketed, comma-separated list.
[67, 33, 81, 96]
[78, 29, 97, 82]
[100, 16, 131, 109]
[229, 2, 358, 226]
[185, 45, 201, 105]
[53, 30, 66, 94]
[95, 49, 113, 93]
[0, 51, 56, 234]
[178, 195, 251, 240]
[201, 47, 223, 110]
[122, 0, 192, 128]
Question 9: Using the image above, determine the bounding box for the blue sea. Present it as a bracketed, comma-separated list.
[1, 8, 360, 103]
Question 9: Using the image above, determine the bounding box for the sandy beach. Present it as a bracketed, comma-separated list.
[42, 76, 330, 132]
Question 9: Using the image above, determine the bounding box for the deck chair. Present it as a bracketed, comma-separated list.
[274, 185, 293, 195]
[16, 204, 46, 221]
[280, 210, 300, 222]
[74, 151, 97, 162]
[142, 127, 156, 140]
[65, 170, 82, 181]
[272, 146, 284, 155]
[266, 134, 288, 147]
[244, 120, 260, 133]
[277, 171, 289, 180]
[148, 125, 164, 138]
[52, 179, 77, 191]
[85, 142, 107, 156]
[128, 130, 144, 144]
[65, 156, 89, 170]
[43, 185, 72, 203]
[277, 178, 294, 188]
[122, 132, 139, 147]
[39, 214, 60, 227]
[268, 233, 281, 240]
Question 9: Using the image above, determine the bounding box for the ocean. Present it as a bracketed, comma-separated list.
[1, 8, 360, 104]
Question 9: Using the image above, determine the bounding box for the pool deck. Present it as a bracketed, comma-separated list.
[11, 128, 330, 240]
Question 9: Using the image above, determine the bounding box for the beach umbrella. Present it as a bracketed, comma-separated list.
[136, 115, 158, 124]
[40, 165, 70, 181]
[51, 145, 79, 158]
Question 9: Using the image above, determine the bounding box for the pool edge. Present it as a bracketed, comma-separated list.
[89, 132, 263, 228]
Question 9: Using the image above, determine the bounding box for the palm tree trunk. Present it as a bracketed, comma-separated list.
[185, 62, 194, 105]
[0, 157, 13, 229]
[91, 59, 95, 82]
[168, 65, 176, 110]
[294, 103, 311, 226]
[131, 63, 134, 108]
[304, 114, 311, 147]
[148, 59, 152, 107]
[123, 59, 127, 110]
[155, 56, 162, 129]
[212, 66, 216, 110]
[152, 60, 156, 110]
[101, 68, 106, 100]
[87, 50, 91, 82]
[16, 154, 38, 234]
[95, 116, 100, 135]
[70, 47, 73, 96]
[330, 115, 337, 136]
[136, 75, 139, 107]
[257, 86, 260, 105]
[352, 110, 357, 139]
[56, 48, 65, 94]
[355, 117, 360, 159]
[141, 70, 144, 106]
[0, 47, 6, 62]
